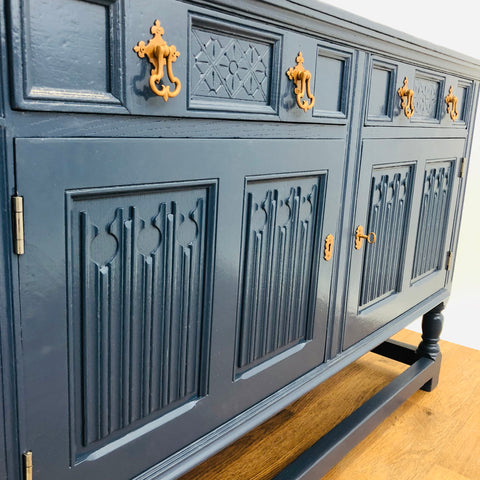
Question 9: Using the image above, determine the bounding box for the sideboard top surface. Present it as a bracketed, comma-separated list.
[196, 0, 480, 78]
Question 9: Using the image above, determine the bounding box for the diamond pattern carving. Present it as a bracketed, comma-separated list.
[191, 27, 272, 104]
[414, 77, 440, 120]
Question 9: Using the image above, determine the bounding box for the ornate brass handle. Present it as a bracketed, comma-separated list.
[445, 86, 459, 121]
[134, 20, 181, 101]
[397, 76, 414, 118]
[286, 52, 315, 112]
[355, 225, 376, 250]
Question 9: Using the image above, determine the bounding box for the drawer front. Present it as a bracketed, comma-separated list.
[8, 0, 356, 123]
[127, 3, 285, 119]
[365, 56, 474, 128]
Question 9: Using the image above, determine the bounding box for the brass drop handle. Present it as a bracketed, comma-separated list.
[134, 20, 181, 101]
[445, 86, 459, 121]
[355, 225, 376, 250]
[397, 76, 414, 118]
[286, 52, 315, 112]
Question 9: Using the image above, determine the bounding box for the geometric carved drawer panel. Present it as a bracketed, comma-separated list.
[412, 161, 454, 281]
[67, 181, 216, 449]
[359, 165, 414, 309]
[236, 174, 324, 372]
[189, 15, 280, 113]
[413, 72, 444, 123]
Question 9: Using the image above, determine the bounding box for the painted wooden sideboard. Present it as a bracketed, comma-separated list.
[0, 1, 479, 479]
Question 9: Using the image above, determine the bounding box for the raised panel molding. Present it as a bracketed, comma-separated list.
[9, 0, 126, 112]
[413, 71, 444, 122]
[454, 79, 473, 125]
[189, 14, 281, 113]
[412, 161, 454, 281]
[360, 165, 414, 309]
[313, 44, 353, 120]
[366, 58, 397, 123]
[67, 181, 216, 454]
[236, 174, 325, 372]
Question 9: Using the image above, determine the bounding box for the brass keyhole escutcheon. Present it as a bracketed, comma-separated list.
[355, 225, 376, 250]
[324, 234, 334, 261]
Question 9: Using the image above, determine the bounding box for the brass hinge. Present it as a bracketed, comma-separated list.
[458, 157, 466, 178]
[23, 451, 32, 480]
[12, 195, 25, 255]
[446, 251, 453, 271]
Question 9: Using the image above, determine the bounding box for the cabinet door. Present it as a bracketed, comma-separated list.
[15, 137, 343, 479]
[344, 138, 463, 349]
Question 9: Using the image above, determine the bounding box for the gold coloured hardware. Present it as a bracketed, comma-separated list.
[286, 52, 315, 112]
[24, 451, 33, 480]
[134, 20, 181, 101]
[12, 195, 24, 255]
[355, 225, 376, 250]
[397, 76, 415, 118]
[445, 86, 459, 121]
[446, 251, 452, 271]
[459, 157, 466, 178]
[324, 234, 334, 261]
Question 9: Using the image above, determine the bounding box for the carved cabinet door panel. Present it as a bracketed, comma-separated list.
[15, 137, 344, 479]
[344, 138, 464, 349]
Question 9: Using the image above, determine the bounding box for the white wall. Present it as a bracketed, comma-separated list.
[320, 0, 480, 349]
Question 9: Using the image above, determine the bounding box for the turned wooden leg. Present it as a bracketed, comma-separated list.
[417, 302, 445, 391]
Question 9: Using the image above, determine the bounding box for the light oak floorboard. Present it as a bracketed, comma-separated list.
[179, 329, 480, 480]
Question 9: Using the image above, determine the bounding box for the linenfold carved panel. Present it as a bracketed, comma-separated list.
[359, 165, 413, 308]
[412, 161, 454, 281]
[68, 182, 216, 449]
[189, 15, 280, 113]
[237, 175, 324, 371]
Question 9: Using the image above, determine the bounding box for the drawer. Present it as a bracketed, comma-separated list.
[279, 38, 355, 124]
[126, 2, 284, 119]
[128, 6, 355, 123]
[8, 0, 355, 123]
[365, 56, 474, 128]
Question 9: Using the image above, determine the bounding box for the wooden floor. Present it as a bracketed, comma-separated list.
[179, 329, 480, 480]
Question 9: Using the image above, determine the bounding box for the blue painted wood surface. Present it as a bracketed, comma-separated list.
[1, 1, 479, 479]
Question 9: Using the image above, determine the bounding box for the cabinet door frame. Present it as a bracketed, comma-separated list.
[343, 137, 464, 349]
[15, 137, 345, 480]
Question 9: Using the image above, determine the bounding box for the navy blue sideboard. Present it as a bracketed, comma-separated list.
[0, 1, 479, 479]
